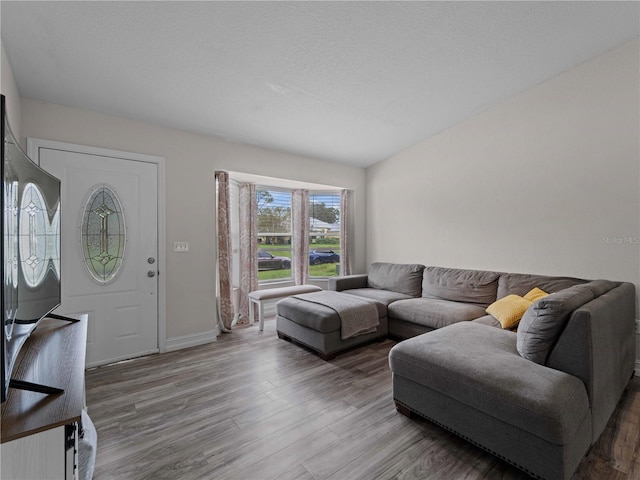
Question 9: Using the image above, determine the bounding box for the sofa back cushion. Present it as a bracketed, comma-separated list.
[579, 279, 618, 297]
[367, 262, 425, 297]
[517, 283, 596, 364]
[422, 267, 501, 307]
[497, 273, 587, 299]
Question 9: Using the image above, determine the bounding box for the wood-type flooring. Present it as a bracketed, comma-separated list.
[85, 318, 640, 480]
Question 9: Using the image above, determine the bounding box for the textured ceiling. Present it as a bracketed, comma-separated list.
[2, 1, 639, 168]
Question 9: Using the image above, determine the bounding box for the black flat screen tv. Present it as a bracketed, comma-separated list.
[1, 94, 62, 402]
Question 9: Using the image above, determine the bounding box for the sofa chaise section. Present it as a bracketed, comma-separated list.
[390, 322, 591, 480]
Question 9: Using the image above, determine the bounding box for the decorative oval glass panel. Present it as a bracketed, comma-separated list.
[81, 185, 126, 284]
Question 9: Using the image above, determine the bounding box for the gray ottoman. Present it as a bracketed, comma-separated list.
[276, 293, 388, 360]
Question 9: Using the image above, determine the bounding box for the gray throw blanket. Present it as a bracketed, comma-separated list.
[293, 291, 379, 340]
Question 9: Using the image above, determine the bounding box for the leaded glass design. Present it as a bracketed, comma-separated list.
[49, 204, 61, 279]
[4, 178, 18, 339]
[4, 179, 18, 289]
[19, 183, 50, 288]
[82, 186, 126, 284]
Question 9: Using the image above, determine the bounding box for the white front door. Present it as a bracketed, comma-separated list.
[34, 143, 161, 367]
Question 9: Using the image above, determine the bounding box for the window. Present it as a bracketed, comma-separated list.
[231, 176, 344, 283]
[309, 192, 341, 278]
[257, 188, 291, 282]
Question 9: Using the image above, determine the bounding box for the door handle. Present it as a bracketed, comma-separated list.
[147, 270, 156, 278]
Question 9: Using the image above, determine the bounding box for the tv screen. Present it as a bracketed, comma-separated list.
[1, 95, 61, 402]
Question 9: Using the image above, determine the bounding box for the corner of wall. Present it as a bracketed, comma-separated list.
[1, 41, 22, 140]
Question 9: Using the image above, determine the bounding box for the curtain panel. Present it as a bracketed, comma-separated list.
[215, 171, 234, 332]
[238, 183, 258, 323]
[340, 189, 352, 276]
[292, 189, 310, 285]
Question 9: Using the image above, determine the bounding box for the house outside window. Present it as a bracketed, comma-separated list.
[257, 188, 292, 282]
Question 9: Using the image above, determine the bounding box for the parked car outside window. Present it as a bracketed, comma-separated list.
[258, 250, 291, 270]
[309, 249, 340, 265]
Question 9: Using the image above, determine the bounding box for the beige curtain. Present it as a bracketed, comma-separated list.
[238, 183, 258, 323]
[340, 189, 352, 275]
[215, 171, 234, 332]
[292, 189, 310, 285]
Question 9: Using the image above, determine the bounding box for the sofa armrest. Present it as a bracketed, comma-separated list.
[329, 274, 368, 291]
[547, 282, 636, 442]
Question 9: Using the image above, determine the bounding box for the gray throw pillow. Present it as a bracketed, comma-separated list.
[517, 284, 595, 364]
[367, 262, 425, 297]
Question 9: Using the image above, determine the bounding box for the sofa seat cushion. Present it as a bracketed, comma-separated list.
[422, 267, 501, 307]
[472, 314, 502, 329]
[368, 262, 425, 297]
[389, 322, 590, 445]
[388, 298, 486, 329]
[343, 288, 413, 309]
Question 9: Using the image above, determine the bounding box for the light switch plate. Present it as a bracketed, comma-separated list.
[173, 241, 189, 253]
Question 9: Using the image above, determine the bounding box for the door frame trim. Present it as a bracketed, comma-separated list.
[27, 138, 167, 354]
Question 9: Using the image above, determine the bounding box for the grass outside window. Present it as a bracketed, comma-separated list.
[258, 243, 341, 282]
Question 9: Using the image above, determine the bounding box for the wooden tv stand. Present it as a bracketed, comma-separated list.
[1, 314, 87, 479]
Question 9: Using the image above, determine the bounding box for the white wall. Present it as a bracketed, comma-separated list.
[1, 41, 21, 139]
[20, 99, 367, 344]
[367, 40, 639, 321]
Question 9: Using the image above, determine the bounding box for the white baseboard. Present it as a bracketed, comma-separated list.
[166, 328, 219, 352]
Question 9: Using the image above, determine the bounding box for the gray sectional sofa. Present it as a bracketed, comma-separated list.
[330, 262, 636, 480]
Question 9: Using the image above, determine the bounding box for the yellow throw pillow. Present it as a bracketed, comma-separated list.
[486, 294, 533, 329]
[524, 287, 549, 302]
